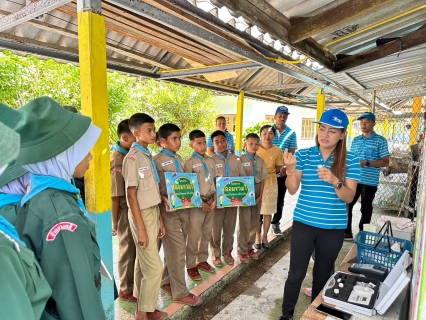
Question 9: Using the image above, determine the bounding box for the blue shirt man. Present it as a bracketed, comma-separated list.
[345, 112, 390, 239]
[270, 106, 297, 235]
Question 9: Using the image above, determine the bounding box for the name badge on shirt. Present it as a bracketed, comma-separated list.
[193, 163, 202, 169]
[215, 164, 223, 168]
[242, 162, 251, 167]
[161, 160, 173, 167]
[138, 166, 149, 179]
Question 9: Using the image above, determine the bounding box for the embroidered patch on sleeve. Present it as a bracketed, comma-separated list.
[111, 167, 122, 173]
[46, 222, 78, 241]
[128, 157, 136, 162]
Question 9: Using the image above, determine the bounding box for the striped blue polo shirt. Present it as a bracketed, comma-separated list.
[272, 125, 297, 152]
[293, 146, 361, 229]
[207, 131, 235, 151]
[350, 132, 390, 186]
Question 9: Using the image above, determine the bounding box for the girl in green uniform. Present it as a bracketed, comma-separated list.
[13, 97, 105, 320]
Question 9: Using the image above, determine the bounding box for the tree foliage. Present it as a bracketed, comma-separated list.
[0, 51, 216, 159]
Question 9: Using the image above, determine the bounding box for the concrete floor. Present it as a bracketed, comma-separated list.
[113, 191, 365, 319]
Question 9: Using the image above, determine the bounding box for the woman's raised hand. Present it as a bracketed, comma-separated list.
[283, 149, 296, 169]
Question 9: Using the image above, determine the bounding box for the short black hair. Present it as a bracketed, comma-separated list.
[129, 113, 154, 132]
[245, 133, 260, 141]
[158, 123, 180, 140]
[117, 119, 132, 137]
[260, 125, 275, 136]
[211, 130, 226, 142]
[189, 130, 205, 141]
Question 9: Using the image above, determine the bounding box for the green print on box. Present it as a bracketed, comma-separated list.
[165, 172, 202, 210]
[216, 176, 256, 208]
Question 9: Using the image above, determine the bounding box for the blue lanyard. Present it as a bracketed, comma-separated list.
[111, 141, 128, 155]
[21, 174, 88, 217]
[192, 152, 212, 184]
[244, 153, 258, 178]
[215, 151, 231, 176]
[0, 216, 26, 248]
[160, 149, 182, 173]
[131, 142, 160, 183]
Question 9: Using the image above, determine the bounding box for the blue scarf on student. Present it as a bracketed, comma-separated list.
[0, 193, 23, 209]
[21, 174, 88, 217]
[0, 216, 26, 248]
[215, 151, 231, 176]
[131, 143, 160, 183]
[244, 153, 258, 178]
[160, 149, 181, 173]
[192, 152, 212, 184]
[111, 141, 128, 155]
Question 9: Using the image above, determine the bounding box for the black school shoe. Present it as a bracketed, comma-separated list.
[279, 315, 293, 320]
[272, 223, 282, 235]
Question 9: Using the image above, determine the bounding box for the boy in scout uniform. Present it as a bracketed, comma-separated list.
[111, 119, 137, 302]
[185, 130, 218, 281]
[238, 133, 269, 263]
[153, 123, 202, 305]
[0, 108, 52, 320]
[12, 97, 105, 320]
[210, 130, 246, 266]
[122, 113, 167, 320]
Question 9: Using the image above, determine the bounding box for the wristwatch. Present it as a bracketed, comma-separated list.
[334, 181, 343, 190]
[365, 160, 370, 167]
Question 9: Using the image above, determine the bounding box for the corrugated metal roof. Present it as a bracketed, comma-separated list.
[0, 0, 425, 113]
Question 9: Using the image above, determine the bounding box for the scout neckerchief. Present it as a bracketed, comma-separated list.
[160, 149, 182, 172]
[111, 141, 128, 155]
[131, 142, 160, 183]
[0, 193, 23, 208]
[244, 153, 258, 178]
[215, 150, 231, 176]
[192, 152, 212, 184]
[21, 173, 88, 217]
[0, 216, 26, 249]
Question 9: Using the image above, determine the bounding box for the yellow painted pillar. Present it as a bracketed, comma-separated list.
[235, 90, 244, 155]
[78, 6, 114, 318]
[383, 118, 390, 140]
[347, 115, 353, 149]
[410, 97, 422, 146]
[316, 88, 325, 135]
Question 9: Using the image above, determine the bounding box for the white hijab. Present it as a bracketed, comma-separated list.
[23, 124, 101, 181]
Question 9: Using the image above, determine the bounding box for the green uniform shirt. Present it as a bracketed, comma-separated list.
[0, 204, 18, 225]
[15, 189, 105, 320]
[0, 231, 52, 320]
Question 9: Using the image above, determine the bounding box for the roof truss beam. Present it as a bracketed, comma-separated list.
[108, 0, 365, 105]
[288, 0, 395, 44]
[335, 26, 426, 72]
[245, 82, 317, 92]
[0, 0, 71, 32]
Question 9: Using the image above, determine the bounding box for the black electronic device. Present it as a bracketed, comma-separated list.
[316, 303, 352, 319]
[348, 263, 389, 282]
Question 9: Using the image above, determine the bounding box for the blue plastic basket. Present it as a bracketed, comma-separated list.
[355, 231, 413, 270]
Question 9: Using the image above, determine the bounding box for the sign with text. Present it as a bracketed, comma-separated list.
[165, 172, 202, 210]
[216, 176, 255, 208]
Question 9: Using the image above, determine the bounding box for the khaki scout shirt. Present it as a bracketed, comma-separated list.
[153, 152, 184, 197]
[211, 153, 246, 178]
[184, 155, 218, 198]
[239, 154, 269, 197]
[110, 149, 127, 204]
[122, 147, 161, 211]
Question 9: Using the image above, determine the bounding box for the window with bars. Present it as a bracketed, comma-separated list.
[265, 115, 275, 123]
[223, 114, 236, 133]
[301, 118, 315, 139]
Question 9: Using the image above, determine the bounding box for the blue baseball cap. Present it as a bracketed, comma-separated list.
[275, 106, 290, 115]
[357, 112, 376, 122]
[314, 109, 349, 130]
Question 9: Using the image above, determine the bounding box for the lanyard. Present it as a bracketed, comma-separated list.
[131, 143, 160, 183]
[215, 151, 231, 176]
[111, 141, 128, 155]
[192, 152, 212, 184]
[160, 149, 182, 173]
[244, 153, 258, 178]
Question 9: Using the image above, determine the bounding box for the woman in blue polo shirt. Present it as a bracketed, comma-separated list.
[207, 116, 235, 156]
[279, 109, 360, 320]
